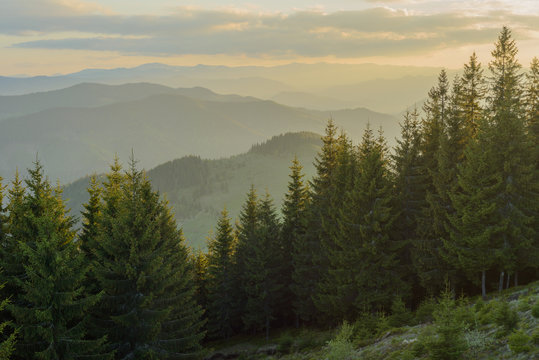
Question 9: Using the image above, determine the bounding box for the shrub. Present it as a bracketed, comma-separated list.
[415, 297, 437, 324]
[422, 290, 468, 360]
[389, 297, 413, 327]
[326, 321, 356, 360]
[277, 332, 294, 354]
[531, 301, 539, 319]
[508, 329, 531, 354]
[493, 301, 519, 333]
[532, 327, 539, 345]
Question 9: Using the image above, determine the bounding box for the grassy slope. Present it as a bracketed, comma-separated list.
[205, 281, 539, 360]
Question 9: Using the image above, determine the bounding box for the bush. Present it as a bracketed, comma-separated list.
[493, 301, 519, 333]
[532, 327, 539, 345]
[326, 321, 356, 360]
[508, 329, 531, 354]
[389, 297, 413, 327]
[277, 332, 294, 354]
[422, 290, 468, 360]
[415, 297, 437, 324]
[531, 301, 539, 319]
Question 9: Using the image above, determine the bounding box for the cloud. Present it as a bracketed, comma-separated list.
[3, 4, 538, 59]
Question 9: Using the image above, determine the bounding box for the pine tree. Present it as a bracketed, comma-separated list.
[191, 249, 209, 323]
[296, 120, 339, 323]
[242, 192, 283, 340]
[448, 27, 537, 297]
[230, 185, 258, 331]
[391, 109, 423, 298]
[7, 161, 107, 359]
[206, 208, 236, 339]
[315, 132, 357, 321]
[283, 158, 310, 327]
[92, 158, 205, 358]
[413, 70, 451, 294]
[460, 52, 486, 139]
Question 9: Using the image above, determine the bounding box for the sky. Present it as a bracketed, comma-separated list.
[1, 0, 538, 76]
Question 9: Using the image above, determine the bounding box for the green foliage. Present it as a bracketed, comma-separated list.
[325, 321, 356, 360]
[508, 329, 531, 354]
[0, 283, 16, 360]
[532, 327, 539, 345]
[388, 297, 413, 327]
[91, 158, 205, 358]
[421, 290, 468, 360]
[464, 329, 493, 357]
[493, 301, 519, 334]
[277, 332, 294, 354]
[531, 301, 539, 318]
[415, 296, 437, 324]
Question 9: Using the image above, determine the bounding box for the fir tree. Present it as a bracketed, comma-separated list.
[413, 70, 451, 294]
[297, 120, 339, 323]
[391, 109, 423, 298]
[242, 192, 283, 340]
[92, 158, 204, 358]
[7, 161, 107, 359]
[283, 158, 310, 327]
[191, 249, 209, 324]
[206, 208, 236, 339]
[460, 52, 486, 139]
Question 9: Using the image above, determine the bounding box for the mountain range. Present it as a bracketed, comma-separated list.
[0, 83, 400, 184]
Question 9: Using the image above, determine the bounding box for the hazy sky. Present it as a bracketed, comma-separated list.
[1, 0, 538, 76]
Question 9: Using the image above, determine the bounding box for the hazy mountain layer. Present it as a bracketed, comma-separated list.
[0, 84, 399, 183]
[63, 132, 322, 248]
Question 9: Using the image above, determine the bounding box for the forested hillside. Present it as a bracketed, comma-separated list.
[0, 27, 536, 360]
[63, 132, 322, 248]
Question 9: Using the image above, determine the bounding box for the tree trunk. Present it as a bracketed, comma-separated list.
[295, 314, 299, 329]
[481, 270, 487, 300]
[498, 271, 505, 293]
[514, 271, 518, 287]
[266, 317, 270, 341]
[506, 273, 511, 290]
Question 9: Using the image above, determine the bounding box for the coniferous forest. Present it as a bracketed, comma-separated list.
[0, 27, 537, 359]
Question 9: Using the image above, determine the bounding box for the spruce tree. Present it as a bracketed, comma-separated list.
[460, 52, 486, 139]
[191, 249, 209, 325]
[206, 208, 236, 339]
[296, 120, 339, 323]
[230, 185, 258, 331]
[391, 109, 423, 298]
[7, 161, 107, 359]
[92, 158, 204, 358]
[242, 192, 282, 340]
[413, 70, 451, 293]
[283, 158, 310, 327]
[448, 27, 537, 297]
[315, 132, 357, 321]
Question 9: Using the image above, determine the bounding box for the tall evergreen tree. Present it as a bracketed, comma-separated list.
[6, 161, 107, 359]
[242, 192, 282, 340]
[460, 52, 486, 139]
[525, 57, 539, 168]
[391, 109, 423, 299]
[413, 70, 451, 294]
[191, 250, 208, 326]
[206, 208, 236, 339]
[283, 158, 310, 327]
[448, 27, 537, 297]
[92, 158, 204, 358]
[296, 120, 339, 323]
[315, 132, 357, 321]
[230, 185, 258, 331]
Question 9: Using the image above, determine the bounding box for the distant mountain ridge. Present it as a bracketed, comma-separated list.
[63, 132, 323, 248]
[0, 83, 399, 183]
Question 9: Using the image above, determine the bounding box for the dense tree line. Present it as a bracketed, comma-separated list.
[0, 27, 536, 358]
[199, 27, 538, 339]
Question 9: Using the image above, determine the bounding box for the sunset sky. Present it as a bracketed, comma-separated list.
[2, 0, 538, 76]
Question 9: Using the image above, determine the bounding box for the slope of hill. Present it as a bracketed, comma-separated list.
[63, 132, 322, 248]
[0, 89, 398, 183]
